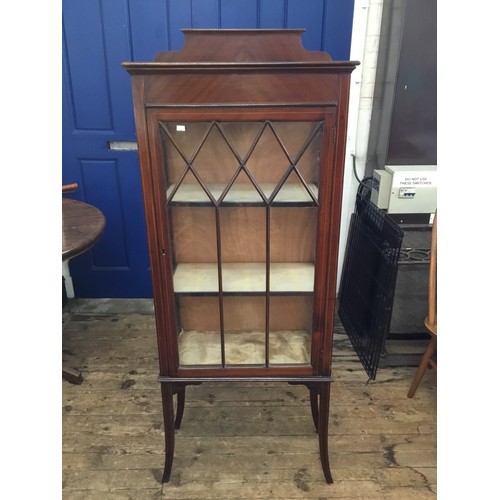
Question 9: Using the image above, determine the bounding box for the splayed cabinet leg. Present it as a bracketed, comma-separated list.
[296, 381, 333, 483]
[318, 382, 333, 483]
[161, 383, 175, 483]
[309, 387, 319, 433]
[174, 387, 186, 430]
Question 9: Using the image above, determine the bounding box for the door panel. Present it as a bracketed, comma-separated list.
[63, 0, 151, 297]
[62, 0, 354, 297]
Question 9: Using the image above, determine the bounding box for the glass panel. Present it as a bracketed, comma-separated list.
[168, 170, 213, 205]
[162, 122, 212, 160]
[270, 207, 317, 263]
[223, 296, 266, 366]
[220, 207, 266, 264]
[269, 206, 317, 365]
[192, 124, 239, 202]
[169, 207, 217, 264]
[272, 121, 318, 161]
[294, 125, 322, 205]
[268, 121, 322, 207]
[160, 122, 211, 196]
[167, 205, 222, 366]
[161, 119, 323, 369]
[177, 297, 222, 366]
[269, 296, 313, 365]
[245, 123, 290, 203]
[220, 206, 266, 365]
[271, 169, 317, 206]
[219, 122, 264, 161]
[220, 169, 265, 206]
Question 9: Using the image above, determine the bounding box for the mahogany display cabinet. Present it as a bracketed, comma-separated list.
[124, 29, 358, 483]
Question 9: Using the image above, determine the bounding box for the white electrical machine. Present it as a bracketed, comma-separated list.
[370, 165, 437, 216]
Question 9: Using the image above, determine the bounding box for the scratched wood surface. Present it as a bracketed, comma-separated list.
[62, 299, 437, 499]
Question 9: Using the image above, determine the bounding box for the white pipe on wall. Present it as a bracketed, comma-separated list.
[337, 0, 384, 290]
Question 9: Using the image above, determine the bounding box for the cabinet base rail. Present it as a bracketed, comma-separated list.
[159, 378, 333, 484]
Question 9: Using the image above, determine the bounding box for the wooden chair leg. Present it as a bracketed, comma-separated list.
[407, 335, 437, 398]
[161, 383, 175, 482]
[62, 364, 83, 385]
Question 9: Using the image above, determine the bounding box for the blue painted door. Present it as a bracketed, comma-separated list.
[62, 0, 354, 297]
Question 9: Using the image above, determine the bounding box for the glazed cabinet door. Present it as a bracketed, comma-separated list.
[147, 109, 336, 374]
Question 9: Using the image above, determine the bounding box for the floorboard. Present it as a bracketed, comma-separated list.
[62, 299, 437, 499]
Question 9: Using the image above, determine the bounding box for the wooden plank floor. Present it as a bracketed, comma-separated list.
[62, 299, 436, 499]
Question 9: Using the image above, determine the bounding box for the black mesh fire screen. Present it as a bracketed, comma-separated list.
[337, 194, 404, 379]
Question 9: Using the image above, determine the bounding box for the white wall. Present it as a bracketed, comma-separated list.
[337, 0, 384, 289]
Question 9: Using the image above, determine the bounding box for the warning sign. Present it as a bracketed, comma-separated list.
[392, 171, 437, 188]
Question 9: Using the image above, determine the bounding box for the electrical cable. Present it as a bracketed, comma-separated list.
[351, 154, 373, 198]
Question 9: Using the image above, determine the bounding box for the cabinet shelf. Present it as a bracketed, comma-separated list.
[178, 329, 311, 366]
[173, 262, 314, 294]
[167, 183, 318, 206]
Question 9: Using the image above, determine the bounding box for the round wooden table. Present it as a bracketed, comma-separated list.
[63, 198, 106, 261]
[62, 198, 106, 383]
